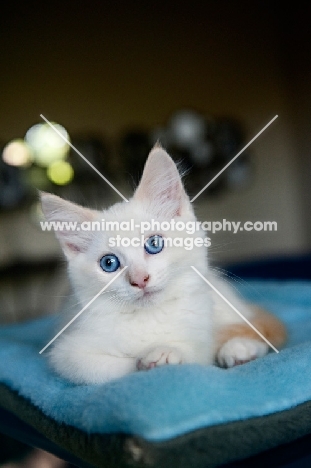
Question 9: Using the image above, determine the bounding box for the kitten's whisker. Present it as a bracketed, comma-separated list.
[209, 266, 266, 301]
[210, 266, 245, 285]
[209, 267, 245, 297]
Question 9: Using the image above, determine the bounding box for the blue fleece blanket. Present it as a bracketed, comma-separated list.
[0, 281, 310, 442]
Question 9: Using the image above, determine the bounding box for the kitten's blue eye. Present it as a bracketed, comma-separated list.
[99, 254, 120, 273]
[144, 235, 164, 255]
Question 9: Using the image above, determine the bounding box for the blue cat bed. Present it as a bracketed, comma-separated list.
[0, 273, 311, 466]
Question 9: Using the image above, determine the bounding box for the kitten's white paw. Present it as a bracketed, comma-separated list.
[217, 337, 269, 368]
[137, 346, 183, 371]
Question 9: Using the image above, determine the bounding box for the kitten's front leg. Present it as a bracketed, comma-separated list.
[49, 343, 137, 384]
[137, 346, 184, 371]
[217, 337, 269, 368]
[215, 307, 286, 368]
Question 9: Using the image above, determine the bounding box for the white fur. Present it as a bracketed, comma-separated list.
[217, 338, 269, 368]
[41, 146, 267, 384]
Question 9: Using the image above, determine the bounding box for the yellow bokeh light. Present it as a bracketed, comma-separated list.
[2, 139, 33, 167]
[47, 160, 74, 185]
[25, 122, 70, 167]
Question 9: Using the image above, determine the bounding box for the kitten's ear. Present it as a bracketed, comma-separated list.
[40, 192, 97, 259]
[133, 145, 192, 218]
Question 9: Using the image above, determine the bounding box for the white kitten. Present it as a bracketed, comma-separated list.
[41, 145, 286, 384]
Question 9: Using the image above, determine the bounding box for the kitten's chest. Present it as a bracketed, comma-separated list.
[89, 293, 213, 356]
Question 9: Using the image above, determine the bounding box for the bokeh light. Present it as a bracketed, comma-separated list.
[169, 111, 206, 147]
[2, 139, 33, 167]
[47, 160, 74, 185]
[25, 123, 70, 167]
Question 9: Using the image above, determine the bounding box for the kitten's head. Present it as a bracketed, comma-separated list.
[41, 146, 207, 311]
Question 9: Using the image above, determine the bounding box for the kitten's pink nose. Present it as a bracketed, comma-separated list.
[130, 274, 150, 289]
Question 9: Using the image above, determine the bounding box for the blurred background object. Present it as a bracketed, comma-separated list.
[121, 110, 250, 195]
[0, 111, 250, 215]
